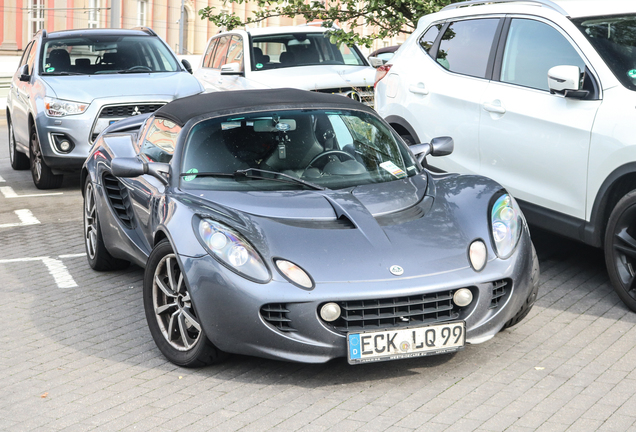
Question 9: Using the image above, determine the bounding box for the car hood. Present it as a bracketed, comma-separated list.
[247, 65, 375, 90]
[177, 174, 494, 283]
[41, 72, 202, 102]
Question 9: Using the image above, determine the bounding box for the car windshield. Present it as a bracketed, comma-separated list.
[251, 33, 366, 70]
[39, 35, 180, 75]
[180, 109, 419, 191]
[572, 14, 636, 91]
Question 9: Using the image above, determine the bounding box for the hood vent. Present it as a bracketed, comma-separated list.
[270, 216, 355, 230]
[103, 174, 134, 229]
[374, 196, 434, 226]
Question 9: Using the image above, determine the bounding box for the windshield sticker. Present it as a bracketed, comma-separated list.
[256, 63, 263, 69]
[628, 69, 636, 79]
[46, 67, 55, 72]
[380, 161, 407, 179]
[183, 168, 198, 181]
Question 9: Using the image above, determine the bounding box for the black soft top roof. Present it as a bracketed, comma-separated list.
[154, 88, 372, 127]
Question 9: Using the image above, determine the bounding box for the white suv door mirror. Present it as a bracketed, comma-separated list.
[548, 65, 588, 98]
[220, 62, 244, 76]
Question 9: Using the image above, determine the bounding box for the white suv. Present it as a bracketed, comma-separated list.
[194, 25, 376, 106]
[375, 0, 636, 311]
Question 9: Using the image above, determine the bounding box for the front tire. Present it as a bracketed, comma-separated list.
[30, 123, 63, 189]
[604, 191, 636, 312]
[8, 117, 29, 170]
[83, 176, 129, 271]
[144, 240, 226, 367]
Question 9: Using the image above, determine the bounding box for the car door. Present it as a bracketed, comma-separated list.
[404, 18, 502, 175]
[478, 17, 602, 219]
[122, 117, 180, 252]
[11, 40, 36, 149]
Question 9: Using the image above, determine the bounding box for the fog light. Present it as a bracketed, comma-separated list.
[469, 240, 487, 271]
[453, 288, 473, 307]
[59, 140, 71, 152]
[320, 302, 341, 322]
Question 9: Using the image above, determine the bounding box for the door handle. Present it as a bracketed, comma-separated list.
[408, 84, 429, 95]
[483, 101, 506, 114]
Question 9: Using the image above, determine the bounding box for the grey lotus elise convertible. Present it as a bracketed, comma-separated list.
[82, 89, 539, 367]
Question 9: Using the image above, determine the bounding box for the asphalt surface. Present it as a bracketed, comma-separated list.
[1, 123, 635, 431]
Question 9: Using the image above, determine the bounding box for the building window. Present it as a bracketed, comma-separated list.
[137, 0, 148, 27]
[88, 0, 100, 28]
[29, 0, 45, 37]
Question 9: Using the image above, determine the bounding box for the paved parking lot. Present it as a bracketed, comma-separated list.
[1, 124, 635, 432]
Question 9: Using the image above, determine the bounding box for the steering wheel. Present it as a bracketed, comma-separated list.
[126, 65, 152, 72]
[303, 150, 356, 177]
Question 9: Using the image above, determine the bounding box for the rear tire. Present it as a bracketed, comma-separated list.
[83, 176, 129, 271]
[8, 117, 29, 170]
[604, 191, 636, 312]
[30, 123, 63, 189]
[503, 243, 540, 329]
[144, 240, 227, 367]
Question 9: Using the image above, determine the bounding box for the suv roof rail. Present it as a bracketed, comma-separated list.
[131, 26, 157, 36]
[441, 0, 569, 16]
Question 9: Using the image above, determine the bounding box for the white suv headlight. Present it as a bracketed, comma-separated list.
[44, 97, 89, 117]
[491, 194, 523, 259]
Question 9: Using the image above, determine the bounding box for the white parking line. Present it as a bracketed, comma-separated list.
[0, 209, 41, 228]
[0, 175, 5, 182]
[0, 186, 63, 198]
[59, 253, 87, 259]
[0, 256, 78, 288]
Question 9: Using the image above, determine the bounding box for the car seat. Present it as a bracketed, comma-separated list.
[48, 49, 71, 72]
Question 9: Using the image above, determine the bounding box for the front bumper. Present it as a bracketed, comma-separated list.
[35, 97, 169, 171]
[180, 231, 537, 363]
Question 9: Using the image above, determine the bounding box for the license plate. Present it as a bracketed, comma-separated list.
[347, 321, 465, 364]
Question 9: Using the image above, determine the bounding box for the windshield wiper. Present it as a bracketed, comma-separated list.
[42, 71, 84, 76]
[179, 168, 325, 190]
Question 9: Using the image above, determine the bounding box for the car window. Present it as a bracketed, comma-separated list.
[419, 24, 443, 54]
[203, 38, 219, 68]
[500, 19, 586, 91]
[572, 14, 636, 92]
[40, 35, 179, 75]
[225, 35, 244, 70]
[180, 109, 418, 191]
[19, 42, 33, 68]
[250, 33, 365, 70]
[140, 117, 181, 163]
[212, 36, 231, 69]
[436, 19, 500, 78]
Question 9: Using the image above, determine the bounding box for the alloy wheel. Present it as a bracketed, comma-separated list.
[152, 254, 202, 351]
[9, 122, 15, 165]
[31, 128, 42, 183]
[84, 182, 98, 260]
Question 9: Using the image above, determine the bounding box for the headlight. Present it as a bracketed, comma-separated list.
[491, 193, 522, 258]
[44, 97, 89, 117]
[197, 218, 270, 283]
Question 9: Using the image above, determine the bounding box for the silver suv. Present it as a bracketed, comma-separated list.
[376, 0, 636, 312]
[7, 27, 202, 189]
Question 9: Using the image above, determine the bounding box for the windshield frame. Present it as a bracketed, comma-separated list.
[249, 32, 368, 71]
[572, 13, 636, 91]
[39, 34, 181, 76]
[177, 107, 420, 192]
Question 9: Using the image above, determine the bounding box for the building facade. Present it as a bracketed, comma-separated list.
[0, 0, 406, 56]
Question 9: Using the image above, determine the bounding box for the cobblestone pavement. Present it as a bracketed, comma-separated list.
[1, 124, 635, 432]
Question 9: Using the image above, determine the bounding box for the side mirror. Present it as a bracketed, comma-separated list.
[220, 62, 244, 76]
[111, 157, 170, 185]
[548, 65, 588, 99]
[18, 64, 30, 82]
[410, 136, 454, 163]
[181, 59, 193, 74]
[368, 56, 385, 68]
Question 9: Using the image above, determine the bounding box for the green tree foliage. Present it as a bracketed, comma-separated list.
[199, 0, 460, 48]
